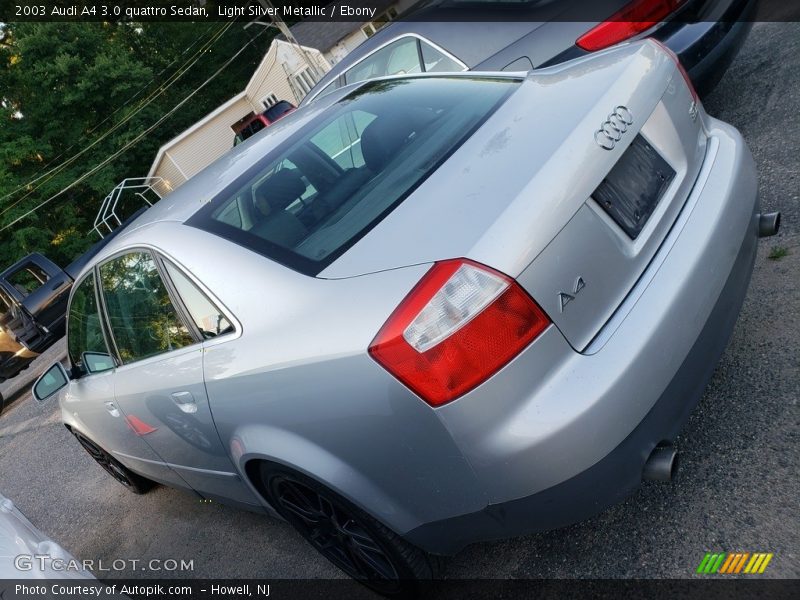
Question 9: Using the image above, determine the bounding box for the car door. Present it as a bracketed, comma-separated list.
[62, 272, 188, 489]
[97, 249, 258, 505]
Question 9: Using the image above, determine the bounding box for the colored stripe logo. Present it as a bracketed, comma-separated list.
[696, 552, 773, 574]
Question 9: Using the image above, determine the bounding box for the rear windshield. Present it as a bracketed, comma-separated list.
[186, 77, 518, 276]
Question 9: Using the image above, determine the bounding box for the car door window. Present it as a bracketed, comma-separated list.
[345, 37, 422, 85]
[162, 260, 233, 340]
[99, 251, 194, 364]
[67, 273, 112, 372]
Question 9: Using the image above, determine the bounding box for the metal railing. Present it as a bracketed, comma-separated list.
[92, 177, 164, 238]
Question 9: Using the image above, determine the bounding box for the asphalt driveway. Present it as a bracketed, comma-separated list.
[0, 22, 797, 582]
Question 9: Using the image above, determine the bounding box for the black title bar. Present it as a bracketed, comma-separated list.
[1, 0, 799, 23]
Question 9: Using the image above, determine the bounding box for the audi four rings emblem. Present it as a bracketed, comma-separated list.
[594, 106, 634, 150]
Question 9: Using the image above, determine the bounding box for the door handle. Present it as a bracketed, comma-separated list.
[104, 401, 120, 418]
[171, 391, 197, 414]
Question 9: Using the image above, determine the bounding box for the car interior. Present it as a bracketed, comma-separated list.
[221, 105, 440, 254]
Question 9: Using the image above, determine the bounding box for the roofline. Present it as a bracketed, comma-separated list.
[288, 20, 370, 51]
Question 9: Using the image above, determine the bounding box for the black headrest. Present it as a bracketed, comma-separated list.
[256, 169, 306, 212]
[360, 108, 436, 172]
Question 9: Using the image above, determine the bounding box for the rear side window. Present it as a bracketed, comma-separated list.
[99, 251, 194, 364]
[421, 43, 464, 73]
[311, 38, 464, 105]
[187, 77, 517, 275]
[162, 260, 233, 339]
[346, 37, 422, 84]
[67, 274, 110, 369]
[343, 37, 464, 86]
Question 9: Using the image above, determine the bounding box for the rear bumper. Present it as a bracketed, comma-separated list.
[406, 120, 759, 555]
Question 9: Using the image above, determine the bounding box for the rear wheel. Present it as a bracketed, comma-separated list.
[73, 431, 155, 494]
[261, 465, 439, 597]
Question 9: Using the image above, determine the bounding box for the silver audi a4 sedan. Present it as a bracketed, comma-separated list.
[34, 40, 777, 593]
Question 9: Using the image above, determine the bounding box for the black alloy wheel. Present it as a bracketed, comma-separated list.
[263, 466, 438, 597]
[73, 431, 154, 494]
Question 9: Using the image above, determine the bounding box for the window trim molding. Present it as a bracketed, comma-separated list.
[158, 255, 238, 345]
[65, 270, 118, 374]
[304, 33, 468, 105]
[93, 247, 195, 367]
[138, 246, 241, 349]
[90, 246, 241, 368]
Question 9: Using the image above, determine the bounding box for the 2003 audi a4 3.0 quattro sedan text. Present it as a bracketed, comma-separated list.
[33, 39, 779, 594]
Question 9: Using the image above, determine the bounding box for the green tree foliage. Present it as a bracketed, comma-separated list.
[0, 21, 272, 268]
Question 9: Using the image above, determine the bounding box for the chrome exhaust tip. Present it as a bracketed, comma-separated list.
[758, 212, 781, 238]
[643, 445, 679, 482]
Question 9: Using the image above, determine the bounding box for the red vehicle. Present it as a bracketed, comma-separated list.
[233, 100, 295, 146]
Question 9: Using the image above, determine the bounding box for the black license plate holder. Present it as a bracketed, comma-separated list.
[592, 135, 675, 239]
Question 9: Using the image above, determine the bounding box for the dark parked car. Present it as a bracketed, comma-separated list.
[233, 101, 296, 146]
[300, 0, 756, 106]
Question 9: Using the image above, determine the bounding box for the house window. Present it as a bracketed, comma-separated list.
[362, 7, 399, 38]
[292, 67, 317, 97]
[262, 93, 279, 109]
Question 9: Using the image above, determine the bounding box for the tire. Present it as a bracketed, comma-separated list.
[73, 431, 155, 495]
[260, 464, 441, 598]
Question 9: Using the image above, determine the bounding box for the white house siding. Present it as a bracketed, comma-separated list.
[247, 40, 330, 106]
[152, 153, 185, 196]
[149, 41, 329, 193]
[150, 94, 254, 192]
[325, 30, 369, 65]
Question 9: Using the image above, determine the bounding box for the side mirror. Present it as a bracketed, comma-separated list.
[82, 351, 115, 374]
[32, 362, 71, 402]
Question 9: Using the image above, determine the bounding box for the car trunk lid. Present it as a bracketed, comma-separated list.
[321, 41, 706, 350]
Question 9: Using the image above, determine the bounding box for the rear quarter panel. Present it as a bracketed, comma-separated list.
[132, 224, 487, 535]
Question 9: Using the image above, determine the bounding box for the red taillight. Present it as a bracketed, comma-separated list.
[368, 259, 550, 407]
[576, 0, 688, 52]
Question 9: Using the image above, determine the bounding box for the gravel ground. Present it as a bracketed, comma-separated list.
[0, 22, 797, 583]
